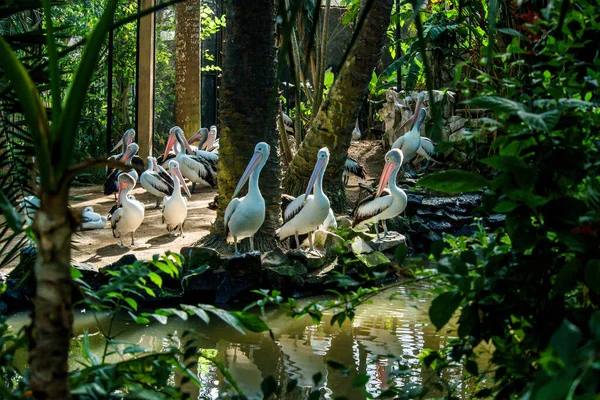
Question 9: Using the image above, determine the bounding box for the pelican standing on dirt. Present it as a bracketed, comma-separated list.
[224, 142, 270, 255]
[277, 148, 331, 255]
[352, 149, 407, 240]
[111, 173, 145, 247]
[141, 156, 174, 208]
[163, 126, 217, 189]
[162, 160, 192, 236]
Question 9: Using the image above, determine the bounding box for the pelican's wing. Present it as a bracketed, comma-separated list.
[195, 150, 218, 171]
[319, 208, 337, 230]
[110, 208, 124, 236]
[103, 169, 120, 195]
[391, 135, 405, 150]
[182, 155, 217, 187]
[417, 137, 438, 161]
[283, 194, 306, 223]
[158, 153, 176, 167]
[156, 165, 175, 190]
[224, 197, 240, 236]
[344, 157, 366, 179]
[352, 190, 392, 227]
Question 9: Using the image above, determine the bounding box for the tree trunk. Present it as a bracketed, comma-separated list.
[29, 189, 78, 399]
[176, 0, 201, 136]
[282, 0, 394, 212]
[201, 0, 281, 252]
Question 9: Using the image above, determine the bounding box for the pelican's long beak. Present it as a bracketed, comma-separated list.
[173, 165, 191, 197]
[232, 151, 262, 198]
[376, 161, 397, 198]
[304, 157, 326, 203]
[163, 133, 177, 161]
[120, 146, 132, 162]
[188, 130, 202, 144]
[396, 93, 424, 132]
[111, 137, 123, 152]
[180, 132, 195, 154]
[203, 132, 215, 150]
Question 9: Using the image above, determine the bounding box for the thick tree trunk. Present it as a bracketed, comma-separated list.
[29, 189, 77, 399]
[201, 0, 281, 252]
[282, 0, 394, 212]
[176, 0, 201, 136]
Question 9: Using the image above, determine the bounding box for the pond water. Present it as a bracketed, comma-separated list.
[8, 285, 482, 399]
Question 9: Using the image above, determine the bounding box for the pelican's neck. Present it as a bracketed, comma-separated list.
[146, 159, 153, 172]
[388, 165, 405, 199]
[172, 175, 183, 199]
[313, 164, 326, 198]
[248, 164, 264, 198]
[121, 188, 133, 208]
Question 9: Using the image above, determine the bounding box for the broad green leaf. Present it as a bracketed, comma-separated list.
[123, 345, 149, 355]
[323, 70, 334, 89]
[417, 170, 490, 193]
[124, 297, 138, 311]
[231, 311, 269, 333]
[181, 304, 210, 323]
[150, 313, 168, 324]
[497, 27, 524, 37]
[394, 246, 407, 265]
[481, 155, 528, 172]
[463, 96, 525, 114]
[70, 266, 83, 280]
[0, 191, 23, 233]
[590, 311, 600, 341]
[584, 259, 600, 294]
[517, 110, 560, 131]
[199, 305, 246, 334]
[549, 320, 581, 364]
[429, 290, 463, 330]
[148, 272, 163, 288]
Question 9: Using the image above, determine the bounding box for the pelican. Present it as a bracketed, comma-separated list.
[391, 107, 427, 177]
[162, 160, 191, 236]
[352, 119, 361, 141]
[416, 136, 439, 172]
[343, 156, 366, 186]
[80, 207, 107, 230]
[276, 147, 331, 255]
[282, 112, 295, 136]
[189, 126, 220, 154]
[352, 149, 407, 240]
[140, 156, 174, 208]
[224, 142, 270, 255]
[108, 128, 134, 160]
[104, 143, 141, 198]
[163, 126, 217, 190]
[110, 173, 145, 247]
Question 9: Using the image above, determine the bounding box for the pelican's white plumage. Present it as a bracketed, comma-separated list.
[81, 206, 107, 230]
[352, 119, 361, 141]
[224, 142, 270, 255]
[277, 147, 331, 253]
[391, 107, 427, 165]
[140, 156, 174, 208]
[353, 149, 407, 240]
[162, 160, 191, 236]
[111, 173, 145, 247]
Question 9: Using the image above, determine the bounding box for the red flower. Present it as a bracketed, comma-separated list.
[516, 9, 540, 24]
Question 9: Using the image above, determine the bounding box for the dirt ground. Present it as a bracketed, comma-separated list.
[6, 140, 387, 270]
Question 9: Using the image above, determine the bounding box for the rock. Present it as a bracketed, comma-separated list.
[225, 252, 262, 274]
[72, 262, 107, 290]
[487, 214, 506, 226]
[263, 263, 307, 291]
[181, 247, 222, 271]
[426, 220, 453, 232]
[262, 248, 290, 269]
[449, 129, 465, 142]
[309, 230, 347, 252]
[370, 234, 407, 252]
[351, 237, 373, 255]
[355, 251, 391, 268]
[288, 251, 328, 272]
[0, 301, 8, 315]
[103, 254, 138, 273]
[457, 194, 481, 207]
[336, 216, 352, 228]
[214, 273, 259, 304]
[449, 117, 467, 133]
[407, 193, 424, 206]
[182, 268, 221, 292]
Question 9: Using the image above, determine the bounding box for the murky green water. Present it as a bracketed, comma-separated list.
[8, 285, 482, 399]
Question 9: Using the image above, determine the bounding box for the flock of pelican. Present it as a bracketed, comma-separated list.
[92, 93, 434, 253]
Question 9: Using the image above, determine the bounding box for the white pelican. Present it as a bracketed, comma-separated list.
[224, 142, 270, 255]
[108, 128, 134, 160]
[352, 119, 361, 141]
[140, 156, 174, 208]
[104, 143, 141, 198]
[163, 126, 217, 190]
[391, 107, 427, 176]
[352, 149, 407, 240]
[110, 173, 145, 247]
[277, 147, 331, 255]
[162, 160, 191, 236]
[80, 207, 107, 230]
[343, 156, 366, 186]
[188, 126, 220, 154]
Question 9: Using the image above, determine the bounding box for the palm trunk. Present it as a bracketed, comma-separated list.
[282, 0, 394, 211]
[201, 0, 280, 253]
[29, 189, 77, 399]
[176, 0, 201, 136]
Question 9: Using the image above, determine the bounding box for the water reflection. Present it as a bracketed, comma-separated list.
[8, 285, 478, 399]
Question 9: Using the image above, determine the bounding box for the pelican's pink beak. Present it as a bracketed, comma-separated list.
[188, 130, 202, 144]
[396, 93, 424, 132]
[163, 133, 177, 161]
[232, 151, 262, 198]
[173, 165, 191, 197]
[111, 137, 123, 152]
[376, 161, 397, 198]
[120, 146, 132, 162]
[304, 157, 326, 203]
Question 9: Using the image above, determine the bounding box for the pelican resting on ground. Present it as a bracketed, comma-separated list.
[343, 156, 366, 186]
[111, 173, 145, 247]
[141, 156, 174, 208]
[104, 143, 141, 198]
[162, 160, 191, 236]
[224, 142, 270, 255]
[80, 207, 107, 230]
[352, 119, 361, 141]
[277, 147, 331, 255]
[352, 149, 407, 240]
[163, 126, 217, 190]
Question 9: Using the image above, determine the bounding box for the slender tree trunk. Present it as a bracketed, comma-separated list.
[201, 0, 280, 252]
[29, 189, 77, 399]
[282, 0, 394, 211]
[176, 0, 201, 136]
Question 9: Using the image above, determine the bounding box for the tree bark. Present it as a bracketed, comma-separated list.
[201, 0, 281, 252]
[282, 0, 394, 212]
[29, 189, 78, 399]
[176, 0, 201, 136]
